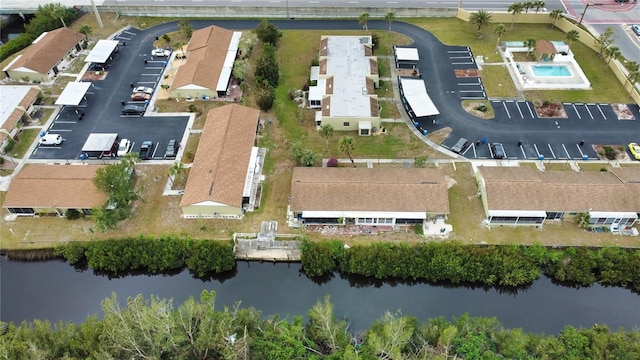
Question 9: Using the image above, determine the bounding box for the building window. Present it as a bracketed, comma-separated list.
[343, 122, 350, 127]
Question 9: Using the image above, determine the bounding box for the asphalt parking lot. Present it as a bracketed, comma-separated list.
[31, 26, 189, 161]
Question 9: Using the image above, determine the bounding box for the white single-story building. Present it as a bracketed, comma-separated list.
[180, 104, 264, 218]
[289, 167, 450, 225]
[308, 36, 380, 135]
[476, 166, 640, 228]
[2, 27, 83, 83]
[0, 85, 41, 147]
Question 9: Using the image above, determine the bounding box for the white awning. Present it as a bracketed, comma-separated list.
[216, 31, 242, 92]
[590, 211, 638, 219]
[82, 133, 118, 152]
[359, 121, 371, 130]
[395, 47, 419, 61]
[399, 77, 440, 117]
[310, 66, 319, 81]
[55, 82, 92, 106]
[242, 147, 260, 197]
[85, 40, 119, 63]
[488, 210, 547, 218]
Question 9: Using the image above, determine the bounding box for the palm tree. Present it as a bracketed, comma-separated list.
[508, 3, 524, 30]
[525, 38, 537, 58]
[493, 23, 507, 48]
[523, 1, 533, 13]
[565, 30, 579, 47]
[385, 11, 395, 34]
[319, 124, 334, 153]
[534, 0, 545, 13]
[168, 161, 185, 187]
[625, 69, 640, 98]
[604, 46, 621, 67]
[78, 24, 92, 42]
[358, 12, 370, 31]
[339, 136, 356, 168]
[549, 9, 563, 28]
[469, 10, 493, 38]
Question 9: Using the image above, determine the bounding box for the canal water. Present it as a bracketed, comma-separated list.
[1, 258, 639, 333]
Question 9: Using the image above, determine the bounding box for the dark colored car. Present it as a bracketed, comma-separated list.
[122, 104, 145, 116]
[451, 137, 469, 154]
[139, 141, 154, 160]
[490, 143, 506, 159]
[164, 139, 180, 159]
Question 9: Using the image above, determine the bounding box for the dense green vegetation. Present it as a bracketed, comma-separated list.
[1, 291, 639, 359]
[0, 4, 78, 62]
[55, 236, 235, 277]
[301, 241, 640, 292]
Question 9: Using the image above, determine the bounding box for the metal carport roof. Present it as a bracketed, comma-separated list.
[55, 82, 92, 106]
[395, 47, 420, 62]
[399, 77, 440, 117]
[82, 133, 119, 152]
[85, 40, 119, 64]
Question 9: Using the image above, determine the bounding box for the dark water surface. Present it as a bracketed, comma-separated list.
[1, 259, 639, 333]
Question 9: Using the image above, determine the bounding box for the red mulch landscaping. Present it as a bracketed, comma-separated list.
[455, 69, 479, 78]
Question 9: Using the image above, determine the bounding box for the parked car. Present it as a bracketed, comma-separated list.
[122, 104, 146, 116]
[132, 86, 153, 94]
[629, 142, 640, 160]
[139, 141, 154, 160]
[490, 142, 506, 159]
[632, 25, 640, 37]
[164, 139, 180, 159]
[151, 48, 171, 57]
[130, 92, 151, 101]
[117, 138, 132, 157]
[451, 137, 469, 154]
[39, 133, 63, 145]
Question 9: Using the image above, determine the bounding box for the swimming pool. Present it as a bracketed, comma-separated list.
[531, 65, 572, 77]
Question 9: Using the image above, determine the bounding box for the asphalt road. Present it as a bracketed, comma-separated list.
[29, 19, 640, 161]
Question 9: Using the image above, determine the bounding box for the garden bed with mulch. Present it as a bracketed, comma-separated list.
[81, 71, 108, 81]
[534, 102, 567, 118]
[593, 144, 630, 161]
[455, 69, 479, 78]
[611, 104, 635, 120]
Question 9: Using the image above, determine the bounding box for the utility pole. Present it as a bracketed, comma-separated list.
[579, 3, 603, 25]
[90, 0, 104, 28]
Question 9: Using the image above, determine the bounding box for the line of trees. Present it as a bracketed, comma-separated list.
[0, 4, 78, 62]
[55, 236, 236, 278]
[2, 291, 639, 359]
[253, 20, 282, 111]
[301, 241, 640, 292]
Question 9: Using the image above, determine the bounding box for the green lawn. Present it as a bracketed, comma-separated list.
[11, 129, 40, 159]
[406, 18, 630, 103]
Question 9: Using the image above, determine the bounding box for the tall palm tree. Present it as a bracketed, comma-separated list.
[565, 30, 579, 47]
[168, 161, 185, 187]
[534, 0, 545, 13]
[493, 23, 507, 48]
[525, 38, 537, 58]
[549, 9, 563, 28]
[385, 11, 396, 34]
[508, 3, 524, 30]
[78, 24, 92, 42]
[469, 10, 493, 38]
[604, 46, 621, 67]
[625, 69, 640, 98]
[319, 124, 334, 153]
[358, 12, 370, 31]
[523, 1, 533, 13]
[339, 136, 356, 168]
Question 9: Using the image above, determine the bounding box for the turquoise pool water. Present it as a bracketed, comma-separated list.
[531, 65, 572, 77]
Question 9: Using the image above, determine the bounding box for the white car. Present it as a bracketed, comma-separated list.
[117, 138, 132, 157]
[151, 48, 171, 57]
[133, 86, 153, 95]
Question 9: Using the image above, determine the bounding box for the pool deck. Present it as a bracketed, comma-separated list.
[498, 46, 591, 91]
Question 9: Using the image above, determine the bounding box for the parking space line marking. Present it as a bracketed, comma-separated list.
[524, 101, 535, 118]
[534, 144, 541, 158]
[136, 81, 156, 84]
[49, 128, 72, 131]
[460, 96, 486, 100]
[54, 121, 76, 124]
[548, 144, 556, 159]
[502, 101, 511, 118]
[519, 144, 526, 158]
[116, 36, 131, 41]
[459, 90, 484, 93]
[458, 83, 481, 86]
[451, 62, 474, 65]
[572, 104, 581, 119]
[447, 50, 469, 53]
[124, 31, 136, 35]
[576, 144, 585, 158]
[596, 104, 606, 119]
[515, 102, 524, 118]
[461, 145, 472, 156]
[449, 56, 471, 59]
[584, 104, 594, 119]
[562, 144, 570, 159]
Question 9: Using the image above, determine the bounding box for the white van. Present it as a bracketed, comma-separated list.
[39, 134, 63, 146]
